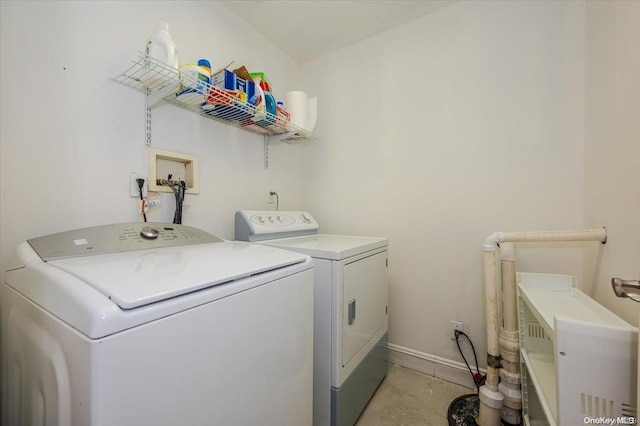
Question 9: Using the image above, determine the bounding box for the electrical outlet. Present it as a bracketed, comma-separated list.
[130, 172, 148, 198]
[450, 320, 464, 340]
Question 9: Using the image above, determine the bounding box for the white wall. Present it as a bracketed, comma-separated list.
[0, 1, 308, 273]
[583, 1, 640, 325]
[301, 1, 587, 366]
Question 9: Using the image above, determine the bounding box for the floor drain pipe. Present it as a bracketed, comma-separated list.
[478, 228, 607, 426]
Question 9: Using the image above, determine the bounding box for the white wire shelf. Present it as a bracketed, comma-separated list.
[112, 54, 315, 144]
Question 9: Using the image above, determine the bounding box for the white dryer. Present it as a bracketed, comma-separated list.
[2, 222, 314, 426]
[235, 211, 388, 426]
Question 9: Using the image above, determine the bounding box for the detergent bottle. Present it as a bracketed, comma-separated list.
[250, 72, 276, 126]
[144, 21, 179, 69]
[250, 76, 267, 123]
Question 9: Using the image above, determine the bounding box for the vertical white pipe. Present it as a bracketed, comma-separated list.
[483, 249, 500, 387]
[499, 243, 522, 425]
[478, 248, 503, 425]
[501, 243, 517, 334]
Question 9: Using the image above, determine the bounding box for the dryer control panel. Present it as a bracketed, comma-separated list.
[235, 210, 319, 242]
[28, 223, 223, 261]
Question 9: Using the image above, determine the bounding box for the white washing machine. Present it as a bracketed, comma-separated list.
[2, 222, 314, 426]
[235, 211, 388, 426]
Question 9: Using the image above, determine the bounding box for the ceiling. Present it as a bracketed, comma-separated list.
[221, 0, 458, 63]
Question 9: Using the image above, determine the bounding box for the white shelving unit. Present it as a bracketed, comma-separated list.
[112, 54, 315, 168]
[517, 273, 638, 426]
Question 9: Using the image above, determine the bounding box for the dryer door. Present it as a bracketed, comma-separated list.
[342, 250, 388, 367]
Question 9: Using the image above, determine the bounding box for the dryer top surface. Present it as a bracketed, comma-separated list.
[261, 234, 387, 260]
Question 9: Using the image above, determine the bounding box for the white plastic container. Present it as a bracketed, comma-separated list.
[144, 21, 179, 69]
[176, 59, 211, 105]
[250, 77, 267, 123]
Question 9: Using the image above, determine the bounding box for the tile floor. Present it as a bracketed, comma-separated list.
[356, 364, 474, 426]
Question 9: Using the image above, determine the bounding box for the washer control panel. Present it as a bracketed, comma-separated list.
[28, 223, 223, 261]
[235, 210, 319, 242]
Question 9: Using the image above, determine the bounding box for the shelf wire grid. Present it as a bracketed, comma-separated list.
[112, 54, 314, 143]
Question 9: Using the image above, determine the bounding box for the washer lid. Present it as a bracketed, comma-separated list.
[261, 234, 388, 260]
[49, 241, 307, 309]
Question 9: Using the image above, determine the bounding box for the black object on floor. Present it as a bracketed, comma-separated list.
[447, 393, 479, 426]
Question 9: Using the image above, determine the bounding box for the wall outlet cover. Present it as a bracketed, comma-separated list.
[130, 172, 148, 198]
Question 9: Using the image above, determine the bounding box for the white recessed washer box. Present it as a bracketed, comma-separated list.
[148, 148, 199, 194]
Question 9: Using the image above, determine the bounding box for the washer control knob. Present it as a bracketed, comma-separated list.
[276, 215, 282, 222]
[257, 215, 265, 223]
[140, 227, 159, 240]
[301, 213, 311, 224]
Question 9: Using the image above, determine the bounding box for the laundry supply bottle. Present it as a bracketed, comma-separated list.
[252, 74, 276, 126]
[176, 59, 211, 104]
[276, 101, 290, 127]
[262, 88, 276, 125]
[144, 21, 179, 69]
[250, 76, 267, 123]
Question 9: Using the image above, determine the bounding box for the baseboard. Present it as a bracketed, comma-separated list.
[387, 343, 483, 390]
